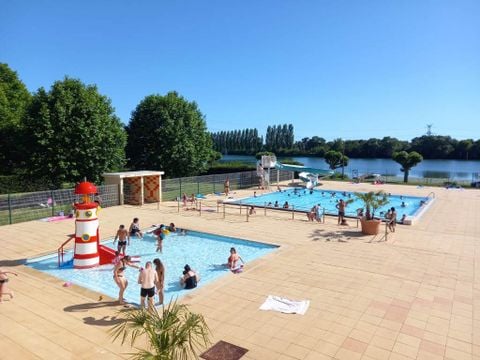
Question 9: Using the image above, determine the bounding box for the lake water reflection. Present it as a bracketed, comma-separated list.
[221, 155, 480, 180]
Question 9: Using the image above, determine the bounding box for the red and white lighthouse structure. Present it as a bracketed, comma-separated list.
[73, 181, 100, 269]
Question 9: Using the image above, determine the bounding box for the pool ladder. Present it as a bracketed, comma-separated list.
[57, 235, 74, 267]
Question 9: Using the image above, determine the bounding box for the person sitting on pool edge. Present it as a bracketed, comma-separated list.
[227, 247, 245, 271]
[180, 265, 200, 289]
[129, 217, 143, 238]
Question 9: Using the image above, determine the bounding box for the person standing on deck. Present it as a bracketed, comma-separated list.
[224, 177, 230, 196]
[336, 199, 347, 225]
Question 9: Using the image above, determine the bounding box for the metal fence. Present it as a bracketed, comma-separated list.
[0, 170, 292, 225]
[0, 184, 119, 226]
[348, 169, 478, 187]
[161, 169, 292, 201]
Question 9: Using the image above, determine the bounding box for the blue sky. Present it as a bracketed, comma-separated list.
[1, 0, 479, 141]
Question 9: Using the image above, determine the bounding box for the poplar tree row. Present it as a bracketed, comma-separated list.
[211, 128, 263, 154]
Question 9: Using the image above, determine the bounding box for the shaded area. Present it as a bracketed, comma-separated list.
[64, 301, 128, 326]
[201, 340, 248, 360]
[309, 228, 367, 243]
[0, 259, 27, 266]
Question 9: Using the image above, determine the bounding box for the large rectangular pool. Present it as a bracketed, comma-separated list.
[27, 231, 278, 305]
[227, 187, 430, 220]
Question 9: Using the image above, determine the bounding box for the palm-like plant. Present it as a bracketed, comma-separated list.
[354, 190, 389, 220]
[111, 300, 211, 360]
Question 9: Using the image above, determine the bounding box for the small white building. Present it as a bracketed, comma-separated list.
[103, 171, 165, 205]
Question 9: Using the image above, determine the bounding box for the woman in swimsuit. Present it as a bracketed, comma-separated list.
[153, 258, 165, 305]
[227, 247, 244, 270]
[0, 268, 18, 302]
[113, 256, 139, 305]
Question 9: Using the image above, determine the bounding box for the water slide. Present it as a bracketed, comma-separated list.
[274, 162, 333, 189]
[258, 156, 332, 189]
[98, 244, 117, 265]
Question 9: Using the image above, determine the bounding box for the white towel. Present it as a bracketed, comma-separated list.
[259, 295, 310, 315]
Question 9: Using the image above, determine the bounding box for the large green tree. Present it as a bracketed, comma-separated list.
[0, 63, 32, 172]
[324, 150, 349, 171]
[126, 92, 214, 177]
[392, 151, 423, 183]
[24, 77, 126, 187]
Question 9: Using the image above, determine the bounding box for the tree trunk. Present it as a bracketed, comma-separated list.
[403, 169, 409, 183]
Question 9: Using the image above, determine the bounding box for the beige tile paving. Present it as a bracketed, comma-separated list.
[0, 180, 479, 359]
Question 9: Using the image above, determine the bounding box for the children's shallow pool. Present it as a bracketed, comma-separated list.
[27, 231, 277, 305]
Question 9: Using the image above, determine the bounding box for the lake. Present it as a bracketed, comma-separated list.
[221, 155, 480, 181]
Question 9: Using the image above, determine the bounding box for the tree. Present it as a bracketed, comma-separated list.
[392, 151, 423, 183]
[324, 150, 349, 171]
[111, 301, 211, 360]
[354, 190, 389, 220]
[126, 92, 214, 177]
[457, 139, 473, 160]
[24, 77, 126, 187]
[0, 63, 32, 172]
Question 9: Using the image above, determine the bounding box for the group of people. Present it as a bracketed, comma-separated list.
[113, 254, 165, 308]
[306, 204, 322, 222]
[113, 217, 144, 255]
[266, 200, 290, 209]
[182, 193, 197, 209]
[147, 223, 181, 253]
[111, 245, 244, 308]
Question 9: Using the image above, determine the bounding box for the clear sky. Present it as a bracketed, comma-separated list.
[1, 0, 479, 141]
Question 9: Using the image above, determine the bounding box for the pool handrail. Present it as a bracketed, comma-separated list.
[57, 235, 74, 267]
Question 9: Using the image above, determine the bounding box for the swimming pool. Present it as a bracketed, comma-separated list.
[27, 231, 277, 305]
[227, 188, 430, 220]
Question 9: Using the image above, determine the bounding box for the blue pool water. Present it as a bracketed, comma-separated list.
[229, 188, 429, 219]
[27, 231, 277, 305]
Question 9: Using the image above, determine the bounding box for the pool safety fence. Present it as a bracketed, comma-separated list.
[0, 184, 119, 225]
[0, 170, 291, 226]
[161, 169, 292, 201]
[347, 168, 478, 187]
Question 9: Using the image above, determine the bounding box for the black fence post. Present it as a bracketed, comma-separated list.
[213, 175, 216, 193]
[179, 178, 182, 199]
[197, 180, 200, 195]
[8, 193, 12, 225]
[51, 190, 55, 216]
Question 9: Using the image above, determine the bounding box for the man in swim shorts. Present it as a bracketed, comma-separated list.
[138, 261, 158, 309]
[114, 224, 129, 255]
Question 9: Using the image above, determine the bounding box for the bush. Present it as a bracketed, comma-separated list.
[280, 158, 304, 166]
[0, 175, 51, 194]
[255, 151, 275, 160]
[204, 161, 255, 174]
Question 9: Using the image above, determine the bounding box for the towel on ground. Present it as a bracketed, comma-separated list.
[259, 295, 310, 315]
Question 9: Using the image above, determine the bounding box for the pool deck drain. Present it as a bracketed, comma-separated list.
[201, 340, 248, 360]
[1, 180, 479, 359]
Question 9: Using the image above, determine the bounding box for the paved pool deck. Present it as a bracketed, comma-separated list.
[1, 180, 479, 359]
